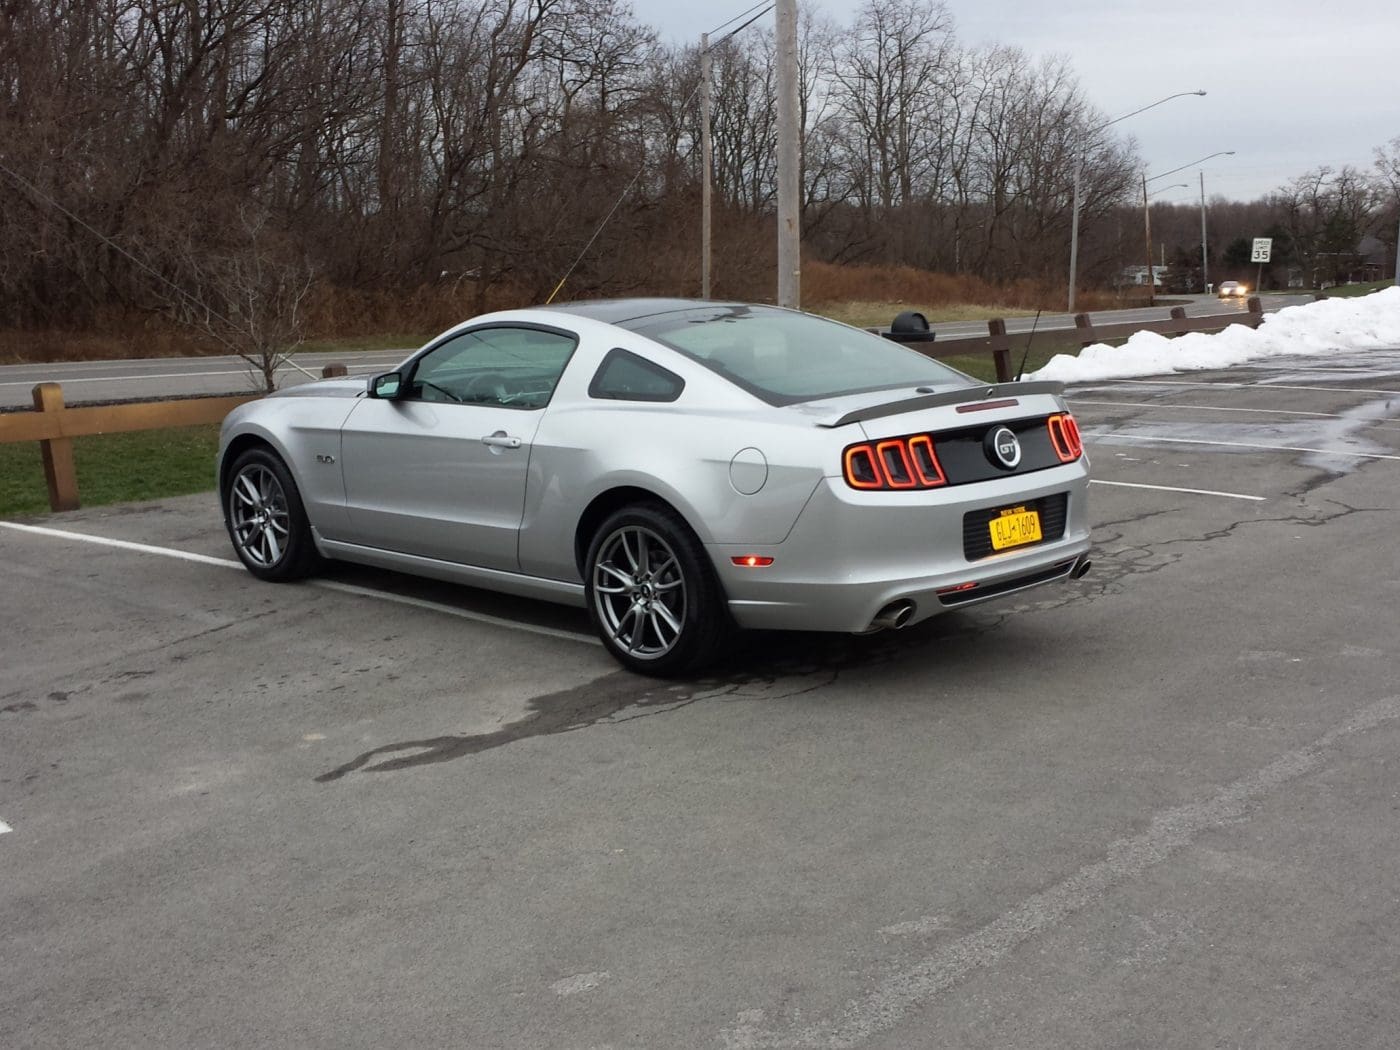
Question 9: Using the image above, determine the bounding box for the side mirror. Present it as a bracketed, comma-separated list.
[369, 372, 403, 399]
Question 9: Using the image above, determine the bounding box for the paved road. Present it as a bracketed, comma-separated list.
[3, 346, 1399, 1048]
[0, 295, 1313, 408]
[0, 348, 408, 409]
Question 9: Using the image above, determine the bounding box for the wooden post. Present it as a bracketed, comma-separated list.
[1246, 296, 1264, 328]
[321, 363, 348, 378]
[1074, 312, 1097, 349]
[988, 318, 1013, 382]
[32, 383, 80, 512]
[1169, 306, 1188, 336]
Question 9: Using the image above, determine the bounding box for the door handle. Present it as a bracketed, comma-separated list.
[481, 432, 522, 449]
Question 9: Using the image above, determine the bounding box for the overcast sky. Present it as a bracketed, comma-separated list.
[628, 0, 1400, 202]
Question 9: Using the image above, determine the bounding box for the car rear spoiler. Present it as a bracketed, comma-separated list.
[817, 381, 1066, 428]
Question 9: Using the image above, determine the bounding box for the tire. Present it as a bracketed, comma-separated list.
[584, 502, 733, 676]
[222, 447, 322, 581]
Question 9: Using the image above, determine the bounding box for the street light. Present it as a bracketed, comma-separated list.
[1067, 90, 1206, 313]
[1143, 151, 1234, 303]
[1147, 150, 1235, 185]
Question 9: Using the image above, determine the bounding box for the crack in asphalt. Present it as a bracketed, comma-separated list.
[1029, 477, 1386, 612]
[0, 606, 285, 710]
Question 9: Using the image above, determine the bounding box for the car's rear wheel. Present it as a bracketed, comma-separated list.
[223, 447, 321, 581]
[585, 503, 732, 676]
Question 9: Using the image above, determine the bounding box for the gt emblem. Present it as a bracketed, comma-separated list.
[988, 426, 1021, 469]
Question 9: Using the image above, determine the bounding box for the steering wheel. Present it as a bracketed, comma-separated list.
[462, 372, 511, 403]
[416, 379, 463, 403]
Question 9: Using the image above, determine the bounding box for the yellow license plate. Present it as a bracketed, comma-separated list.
[989, 506, 1042, 551]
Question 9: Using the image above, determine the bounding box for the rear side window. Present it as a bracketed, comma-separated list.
[628, 304, 972, 406]
[589, 349, 684, 403]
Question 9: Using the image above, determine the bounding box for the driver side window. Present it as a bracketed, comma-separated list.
[406, 326, 577, 409]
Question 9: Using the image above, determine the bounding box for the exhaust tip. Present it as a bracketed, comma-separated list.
[1073, 558, 1092, 579]
[870, 599, 917, 631]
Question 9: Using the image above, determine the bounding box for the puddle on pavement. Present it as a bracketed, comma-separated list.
[313, 613, 1012, 781]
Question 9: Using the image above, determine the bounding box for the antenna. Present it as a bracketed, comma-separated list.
[1014, 310, 1043, 382]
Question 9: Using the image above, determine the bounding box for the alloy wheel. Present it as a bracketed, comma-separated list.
[228, 463, 292, 569]
[591, 525, 688, 660]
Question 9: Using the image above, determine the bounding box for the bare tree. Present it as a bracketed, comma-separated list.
[160, 204, 316, 392]
[1278, 166, 1378, 286]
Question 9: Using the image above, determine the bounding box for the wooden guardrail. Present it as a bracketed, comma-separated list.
[0, 363, 348, 512]
[1071, 297, 1266, 349]
[879, 296, 1270, 381]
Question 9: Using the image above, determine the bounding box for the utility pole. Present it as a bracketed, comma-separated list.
[774, 0, 801, 309]
[1067, 161, 1082, 311]
[1143, 173, 1156, 307]
[700, 32, 713, 299]
[1200, 170, 1209, 293]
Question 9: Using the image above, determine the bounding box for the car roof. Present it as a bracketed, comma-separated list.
[537, 297, 753, 326]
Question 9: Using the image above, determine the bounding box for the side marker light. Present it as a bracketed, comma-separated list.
[732, 555, 775, 568]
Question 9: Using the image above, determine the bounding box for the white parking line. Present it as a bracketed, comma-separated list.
[0, 819, 12, 835]
[0, 521, 242, 568]
[1087, 378, 1400, 396]
[1088, 433, 1400, 462]
[1090, 479, 1266, 502]
[0, 522, 598, 646]
[1075, 399, 1339, 419]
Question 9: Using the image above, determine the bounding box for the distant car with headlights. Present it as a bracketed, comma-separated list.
[217, 300, 1092, 675]
[1217, 281, 1248, 298]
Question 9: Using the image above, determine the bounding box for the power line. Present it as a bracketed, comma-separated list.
[710, 5, 773, 47]
[0, 158, 316, 380]
[708, 1, 771, 38]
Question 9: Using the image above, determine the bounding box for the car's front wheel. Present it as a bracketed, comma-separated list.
[222, 447, 321, 581]
[585, 503, 732, 676]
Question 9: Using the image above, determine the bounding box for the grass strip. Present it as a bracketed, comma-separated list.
[1, 424, 220, 518]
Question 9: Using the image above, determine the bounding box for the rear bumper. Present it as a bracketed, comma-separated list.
[708, 463, 1091, 633]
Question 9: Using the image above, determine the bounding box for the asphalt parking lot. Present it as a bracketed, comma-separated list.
[4, 349, 1400, 1049]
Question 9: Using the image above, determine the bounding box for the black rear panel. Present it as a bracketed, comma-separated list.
[962, 492, 1070, 561]
[936, 415, 1062, 485]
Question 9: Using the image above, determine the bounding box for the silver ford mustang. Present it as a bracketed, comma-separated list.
[218, 300, 1091, 674]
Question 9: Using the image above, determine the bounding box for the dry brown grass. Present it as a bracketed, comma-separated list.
[0, 281, 532, 365]
[804, 260, 1137, 314]
[0, 262, 1146, 364]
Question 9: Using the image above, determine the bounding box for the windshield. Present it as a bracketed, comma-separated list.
[626, 305, 973, 406]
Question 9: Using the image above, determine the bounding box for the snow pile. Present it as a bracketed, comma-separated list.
[1027, 286, 1400, 383]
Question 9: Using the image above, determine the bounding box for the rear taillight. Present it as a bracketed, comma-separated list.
[1047, 412, 1083, 462]
[843, 435, 947, 490]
